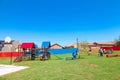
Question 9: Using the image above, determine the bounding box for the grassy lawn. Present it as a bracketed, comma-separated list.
[0, 52, 120, 80]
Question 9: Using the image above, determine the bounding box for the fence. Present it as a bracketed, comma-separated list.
[0, 52, 19, 57]
[101, 46, 120, 51]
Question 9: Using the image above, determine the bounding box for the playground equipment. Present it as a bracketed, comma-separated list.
[14, 42, 35, 62]
[14, 42, 51, 62]
[48, 48, 78, 60]
[106, 54, 119, 58]
[39, 41, 51, 61]
[50, 53, 63, 60]
[14, 41, 78, 62]
[14, 52, 24, 62]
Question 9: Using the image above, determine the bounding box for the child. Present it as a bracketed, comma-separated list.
[88, 49, 92, 56]
[99, 48, 103, 56]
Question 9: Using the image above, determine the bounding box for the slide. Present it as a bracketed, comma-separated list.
[50, 53, 63, 60]
[14, 52, 24, 62]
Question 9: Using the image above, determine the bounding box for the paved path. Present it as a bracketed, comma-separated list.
[0, 64, 28, 76]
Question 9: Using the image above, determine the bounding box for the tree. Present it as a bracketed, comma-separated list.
[115, 41, 120, 46]
[115, 35, 120, 46]
[79, 40, 89, 53]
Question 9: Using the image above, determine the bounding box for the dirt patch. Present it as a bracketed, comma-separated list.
[83, 62, 98, 68]
[84, 61, 90, 65]
[90, 64, 98, 67]
[117, 77, 120, 80]
[87, 73, 94, 78]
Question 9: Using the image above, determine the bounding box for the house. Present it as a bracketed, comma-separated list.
[65, 43, 74, 48]
[88, 42, 115, 47]
[0, 40, 20, 52]
[88, 42, 115, 51]
[50, 43, 63, 49]
[0, 41, 4, 51]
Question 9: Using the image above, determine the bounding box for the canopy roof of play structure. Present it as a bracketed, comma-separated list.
[41, 41, 51, 48]
[20, 42, 35, 48]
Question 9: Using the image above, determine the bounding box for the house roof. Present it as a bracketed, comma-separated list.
[65, 43, 74, 47]
[50, 43, 63, 48]
[96, 42, 115, 45]
[0, 40, 15, 44]
[88, 42, 115, 46]
[20, 42, 35, 48]
[41, 41, 51, 48]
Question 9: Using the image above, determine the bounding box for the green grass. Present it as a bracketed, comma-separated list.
[0, 52, 120, 80]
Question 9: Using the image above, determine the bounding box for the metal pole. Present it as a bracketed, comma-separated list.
[76, 38, 78, 48]
[76, 38, 80, 58]
[10, 45, 12, 65]
[11, 51, 12, 64]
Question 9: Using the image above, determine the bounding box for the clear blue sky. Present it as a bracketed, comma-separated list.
[0, 0, 120, 46]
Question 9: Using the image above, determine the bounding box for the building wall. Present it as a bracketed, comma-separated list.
[0, 40, 20, 52]
[90, 46, 100, 52]
[2, 44, 12, 52]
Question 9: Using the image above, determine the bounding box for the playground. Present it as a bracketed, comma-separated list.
[0, 41, 120, 80]
[0, 51, 120, 80]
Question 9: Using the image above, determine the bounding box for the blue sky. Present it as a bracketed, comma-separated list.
[0, 0, 120, 46]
